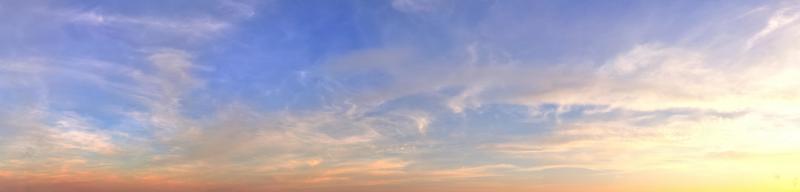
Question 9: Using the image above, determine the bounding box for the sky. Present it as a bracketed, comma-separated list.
[2, 0, 800, 191]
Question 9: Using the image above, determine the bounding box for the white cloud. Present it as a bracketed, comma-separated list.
[746, 8, 800, 50]
[52, 130, 116, 154]
[65, 9, 233, 41]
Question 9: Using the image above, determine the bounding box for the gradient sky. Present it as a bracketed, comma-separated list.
[2, 0, 800, 191]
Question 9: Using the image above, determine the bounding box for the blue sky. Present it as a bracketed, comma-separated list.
[2, 0, 800, 191]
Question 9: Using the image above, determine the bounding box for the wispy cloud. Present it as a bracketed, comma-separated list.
[746, 7, 800, 50]
[70, 11, 230, 38]
[4, 1, 800, 191]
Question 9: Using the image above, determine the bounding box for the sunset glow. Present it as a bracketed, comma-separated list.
[2, 1, 800, 191]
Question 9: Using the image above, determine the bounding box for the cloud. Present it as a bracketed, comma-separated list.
[411, 114, 431, 135]
[746, 7, 800, 49]
[50, 117, 117, 154]
[391, 0, 443, 13]
[4, 1, 800, 191]
[426, 164, 516, 179]
[330, 6, 800, 113]
[219, 0, 259, 18]
[314, 6, 800, 187]
[70, 11, 229, 38]
[320, 159, 409, 178]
